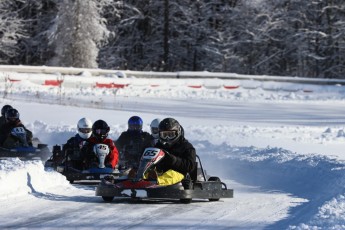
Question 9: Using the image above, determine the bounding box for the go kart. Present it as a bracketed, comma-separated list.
[95, 147, 233, 203]
[0, 144, 51, 161]
[45, 143, 120, 184]
[0, 127, 51, 161]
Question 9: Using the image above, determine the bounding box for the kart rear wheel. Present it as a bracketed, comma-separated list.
[208, 176, 221, 201]
[102, 196, 114, 202]
[180, 198, 192, 204]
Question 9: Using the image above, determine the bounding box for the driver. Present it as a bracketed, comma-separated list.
[61, 117, 93, 170]
[115, 116, 153, 170]
[0, 108, 33, 148]
[80, 120, 119, 169]
[0, 104, 13, 127]
[152, 118, 197, 185]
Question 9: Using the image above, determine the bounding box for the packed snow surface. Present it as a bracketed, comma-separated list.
[0, 71, 345, 229]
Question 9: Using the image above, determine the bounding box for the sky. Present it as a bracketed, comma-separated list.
[0, 70, 345, 229]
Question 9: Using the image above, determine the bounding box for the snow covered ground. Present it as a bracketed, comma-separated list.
[0, 71, 345, 229]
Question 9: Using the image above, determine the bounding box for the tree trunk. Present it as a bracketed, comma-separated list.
[163, 0, 169, 71]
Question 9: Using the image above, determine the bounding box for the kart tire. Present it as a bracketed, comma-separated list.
[208, 176, 221, 201]
[180, 198, 192, 204]
[102, 196, 114, 202]
[208, 176, 220, 182]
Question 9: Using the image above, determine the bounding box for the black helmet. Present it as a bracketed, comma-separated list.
[92, 120, 110, 141]
[158, 118, 182, 147]
[1, 105, 12, 116]
[128, 116, 143, 132]
[5, 108, 19, 123]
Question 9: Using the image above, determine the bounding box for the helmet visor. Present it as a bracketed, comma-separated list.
[159, 130, 177, 140]
[151, 127, 159, 135]
[129, 124, 142, 131]
[79, 128, 92, 134]
[7, 117, 18, 122]
[95, 128, 108, 135]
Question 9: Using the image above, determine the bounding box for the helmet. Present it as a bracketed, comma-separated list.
[150, 118, 161, 138]
[1, 105, 12, 116]
[128, 116, 143, 132]
[158, 118, 182, 147]
[92, 120, 110, 141]
[77, 117, 92, 139]
[5, 108, 19, 124]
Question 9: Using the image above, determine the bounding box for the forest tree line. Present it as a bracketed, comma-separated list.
[1, 0, 344, 78]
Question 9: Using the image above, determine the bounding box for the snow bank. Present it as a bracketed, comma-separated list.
[194, 141, 345, 229]
[0, 71, 345, 229]
[0, 158, 70, 200]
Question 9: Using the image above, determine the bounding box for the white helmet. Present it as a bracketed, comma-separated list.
[150, 118, 161, 138]
[77, 117, 92, 139]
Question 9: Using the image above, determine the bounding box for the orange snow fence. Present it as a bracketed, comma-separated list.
[223, 85, 240, 90]
[43, 80, 63, 86]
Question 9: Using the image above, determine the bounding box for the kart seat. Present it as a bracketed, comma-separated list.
[190, 162, 198, 182]
[190, 155, 207, 182]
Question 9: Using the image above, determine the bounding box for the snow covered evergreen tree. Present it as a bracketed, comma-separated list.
[1, 0, 345, 78]
[49, 0, 109, 68]
[0, 0, 26, 64]
[14, 0, 57, 65]
[296, 0, 345, 78]
[99, 1, 164, 70]
[261, 0, 345, 78]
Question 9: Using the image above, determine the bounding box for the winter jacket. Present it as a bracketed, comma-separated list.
[63, 134, 88, 159]
[0, 116, 6, 128]
[61, 134, 88, 169]
[81, 136, 119, 169]
[115, 130, 154, 168]
[155, 137, 196, 176]
[0, 120, 33, 148]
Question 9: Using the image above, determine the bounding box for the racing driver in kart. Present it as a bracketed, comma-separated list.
[152, 117, 197, 186]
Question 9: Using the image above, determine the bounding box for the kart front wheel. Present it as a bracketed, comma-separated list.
[180, 198, 192, 204]
[102, 196, 114, 202]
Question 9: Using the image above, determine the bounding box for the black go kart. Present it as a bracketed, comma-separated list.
[95, 147, 233, 203]
[45, 144, 120, 184]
